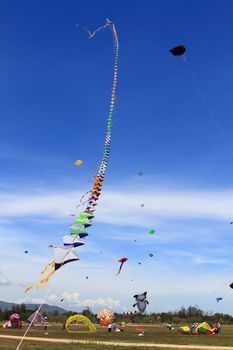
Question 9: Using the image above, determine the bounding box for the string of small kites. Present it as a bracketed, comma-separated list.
[24, 19, 119, 293]
[24, 20, 156, 292]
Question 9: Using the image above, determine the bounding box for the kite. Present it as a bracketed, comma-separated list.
[216, 297, 223, 302]
[138, 262, 141, 265]
[60, 299, 64, 302]
[178, 321, 218, 335]
[116, 257, 128, 275]
[97, 309, 115, 326]
[169, 45, 186, 56]
[149, 229, 155, 235]
[230, 222, 233, 224]
[65, 314, 96, 333]
[133, 292, 149, 314]
[230, 282, 233, 289]
[135, 328, 144, 333]
[24, 251, 28, 254]
[5, 314, 22, 329]
[138, 172, 143, 176]
[75, 160, 83, 166]
[140, 204, 144, 207]
[24, 19, 119, 294]
[149, 253, 153, 257]
[27, 311, 47, 326]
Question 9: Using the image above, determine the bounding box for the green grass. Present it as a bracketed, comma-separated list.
[1, 324, 233, 349]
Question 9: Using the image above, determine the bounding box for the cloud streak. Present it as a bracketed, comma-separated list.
[1, 185, 233, 225]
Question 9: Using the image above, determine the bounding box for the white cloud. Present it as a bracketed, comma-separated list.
[1, 181, 233, 315]
[48, 292, 121, 310]
[62, 292, 80, 304]
[31, 298, 45, 304]
[1, 186, 233, 227]
[81, 298, 120, 308]
[0, 277, 11, 286]
[48, 294, 60, 302]
[192, 256, 226, 265]
[16, 298, 27, 304]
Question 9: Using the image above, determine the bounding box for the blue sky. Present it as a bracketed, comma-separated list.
[1, 0, 233, 315]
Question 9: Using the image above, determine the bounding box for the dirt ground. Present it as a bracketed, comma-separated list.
[1, 334, 233, 350]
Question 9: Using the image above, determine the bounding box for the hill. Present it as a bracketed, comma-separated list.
[0, 300, 67, 314]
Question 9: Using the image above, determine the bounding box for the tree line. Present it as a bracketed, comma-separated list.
[0, 304, 233, 325]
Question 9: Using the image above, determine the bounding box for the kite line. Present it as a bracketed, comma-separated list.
[182, 56, 233, 157]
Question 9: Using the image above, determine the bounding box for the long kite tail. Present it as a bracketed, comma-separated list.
[85, 19, 119, 213]
[116, 261, 123, 276]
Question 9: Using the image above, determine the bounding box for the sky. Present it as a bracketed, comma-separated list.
[1, 0, 233, 315]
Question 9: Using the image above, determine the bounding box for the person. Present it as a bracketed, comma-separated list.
[108, 323, 112, 333]
[215, 322, 221, 335]
[43, 317, 48, 331]
[115, 327, 124, 332]
[192, 322, 198, 328]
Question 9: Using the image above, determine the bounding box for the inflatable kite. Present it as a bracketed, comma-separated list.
[25, 18, 119, 292]
[65, 314, 96, 333]
[4, 314, 22, 329]
[133, 292, 149, 314]
[97, 309, 115, 326]
[177, 321, 218, 335]
[170, 45, 186, 56]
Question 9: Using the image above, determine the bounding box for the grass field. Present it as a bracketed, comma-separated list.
[1, 324, 233, 349]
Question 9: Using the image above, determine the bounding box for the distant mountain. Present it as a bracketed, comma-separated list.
[0, 300, 67, 314]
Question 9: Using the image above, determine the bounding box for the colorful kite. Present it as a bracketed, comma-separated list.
[27, 311, 47, 326]
[149, 229, 155, 235]
[24, 19, 119, 293]
[75, 160, 83, 166]
[97, 309, 115, 326]
[116, 257, 128, 275]
[65, 314, 96, 333]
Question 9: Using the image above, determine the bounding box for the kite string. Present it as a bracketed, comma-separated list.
[15, 275, 57, 350]
[16, 240, 77, 350]
[211, 280, 232, 296]
[182, 56, 233, 157]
